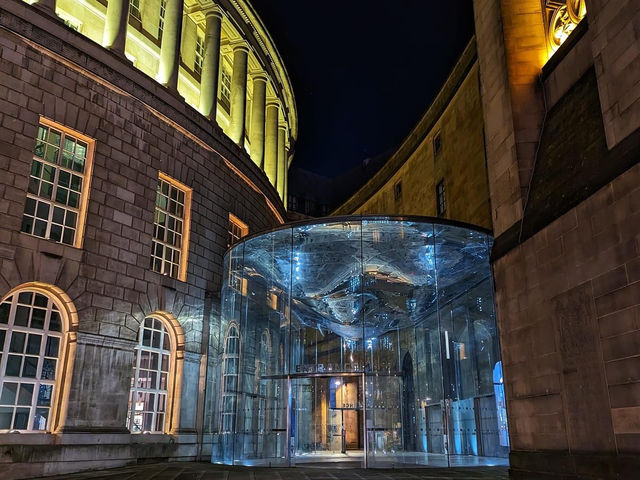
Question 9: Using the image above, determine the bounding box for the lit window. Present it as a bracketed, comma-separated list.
[158, 0, 166, 37]
[220, 324, 240, 433]
[21, 119, 94, 247]
[129, 0, 142, 22]
[0, 290, 63, 431]
[436, 179, 446, 216]
[220, 67, 232, 110]
[433, 131, 442, 156]
[228, 214, 248, 248]
[150, 173, 192, 281]
[127, 317, 171, 433]
[393, 181, 402, 201]
[194, 33, 205, 76]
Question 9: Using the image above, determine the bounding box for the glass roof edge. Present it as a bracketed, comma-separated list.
[225, 214, 493, 256]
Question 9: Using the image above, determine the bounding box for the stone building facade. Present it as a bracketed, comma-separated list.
[333, 39, 493, 232]
[473, 0, 640, 478]
[0, 0, 295, 478]
[332, 0, 640, 477]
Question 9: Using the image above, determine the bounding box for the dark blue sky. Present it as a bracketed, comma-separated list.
[250, 1, 475, 177]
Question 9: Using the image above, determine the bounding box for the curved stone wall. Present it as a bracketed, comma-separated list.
[0, 0, 292, 477]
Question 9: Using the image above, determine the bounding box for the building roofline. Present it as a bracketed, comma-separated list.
[332, 37, 478, 216]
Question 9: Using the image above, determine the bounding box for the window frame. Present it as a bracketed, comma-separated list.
[194, 31, 205, 77]
[22, 117, 95, 249]
[127, 316, 174, 434]
[129, 0, 142, 23]
[228, 213, 249, 248]
[219, 65, 232, 112]
[151, 172, 192, 282]
[220, 323, 240, 434]
[0, 284, 77, 434]
[158, 0, 166, 38]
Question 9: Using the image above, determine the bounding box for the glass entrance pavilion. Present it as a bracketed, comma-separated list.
[206, 216, 509, 467]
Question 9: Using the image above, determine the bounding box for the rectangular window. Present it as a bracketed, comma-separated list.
[433, 131, 442, 157]
[150, 173, 192, 281]
[21, 118, 94, 248]
[393, 180, 402, 201]
[129, 0, 142, 22]
[228, 213, 248, 248]
[194, 33, 205, 76]
[288, 194, 297, 211]
[158, 0, 166, 37]
[436, 179, 446, 216]
[220, 68, 232, 111]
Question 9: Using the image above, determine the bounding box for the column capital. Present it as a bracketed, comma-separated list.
[252, 73, 269, 84]
[205, 6, 223, 20]
[278, 123, 287, 132]
[232, 42, 250, 54]
[266, 98, 281, 109]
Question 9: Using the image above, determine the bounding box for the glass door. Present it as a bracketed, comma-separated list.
[291, 375, 363, 465]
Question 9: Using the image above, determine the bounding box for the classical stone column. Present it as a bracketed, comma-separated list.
[229, 44, 249, 145]
[102, 0, 129, 54]
[284, 149, 291, 209]
[157, 0, 185, 89]
[264, 100, 279, 185]
[277, 125, 287, 199]
[198, 8, 223, 119]
[249, 75, 268, 167]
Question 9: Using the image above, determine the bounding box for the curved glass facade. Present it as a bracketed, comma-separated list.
[208, 217, 509, 467]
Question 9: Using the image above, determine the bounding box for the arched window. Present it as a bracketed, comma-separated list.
[0, 290, 64, 431]
[220, 324, 240, 433]
[127, 317, 172, 433]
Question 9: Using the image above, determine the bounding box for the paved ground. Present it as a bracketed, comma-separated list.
[35, 462, 509, 480]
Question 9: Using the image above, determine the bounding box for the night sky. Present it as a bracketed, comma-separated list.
[249, 0, 475, 178]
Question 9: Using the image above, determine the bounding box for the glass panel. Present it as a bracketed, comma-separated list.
[33, 408, 49, 430]
[0, 382, 18, 405]
[0, 407, 12, 429]
[9, 332, 26, 353]
[14, 407, 29, 429]
[41, 358, 56, 380]
[37, 384, 53, 406]
[6, 355, 22, 376]
[22, 356, 38, 377]
[17, 383, 34, 405]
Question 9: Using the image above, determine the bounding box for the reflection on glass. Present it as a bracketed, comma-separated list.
[207, 217, 508, 468]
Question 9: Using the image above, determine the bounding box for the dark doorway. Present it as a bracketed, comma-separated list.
[402, 352, 416, 451]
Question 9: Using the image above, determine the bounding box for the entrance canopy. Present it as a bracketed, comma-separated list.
[207, 216, 508, 467]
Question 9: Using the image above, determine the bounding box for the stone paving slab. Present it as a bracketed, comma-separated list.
[33, 462, 509, 480]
